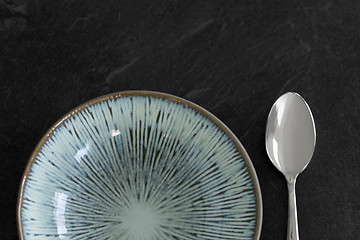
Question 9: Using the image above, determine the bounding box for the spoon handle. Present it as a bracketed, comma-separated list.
[287, 178, 299, 240]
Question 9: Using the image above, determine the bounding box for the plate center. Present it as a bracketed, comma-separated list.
[122, 202, 161, 238]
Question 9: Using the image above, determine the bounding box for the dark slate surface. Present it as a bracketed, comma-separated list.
[1, 0, 360, 239]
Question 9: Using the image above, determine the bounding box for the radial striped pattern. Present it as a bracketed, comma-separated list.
[20, 94, 257, 240]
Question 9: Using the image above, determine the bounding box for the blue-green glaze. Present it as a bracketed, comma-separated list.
[19, 92, 261, 240]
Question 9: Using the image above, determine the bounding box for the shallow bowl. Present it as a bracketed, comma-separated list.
[18, 91, 262, 240]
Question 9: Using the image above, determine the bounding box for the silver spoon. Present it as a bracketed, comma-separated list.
[265, 92, 316, 240]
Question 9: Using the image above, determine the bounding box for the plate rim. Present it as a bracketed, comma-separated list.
[17, 90, 263, 240]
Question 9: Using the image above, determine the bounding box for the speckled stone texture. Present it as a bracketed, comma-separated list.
[1, 0, 360, 239]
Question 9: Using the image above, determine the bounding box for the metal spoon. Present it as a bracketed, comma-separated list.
[265, 92, 316, 240]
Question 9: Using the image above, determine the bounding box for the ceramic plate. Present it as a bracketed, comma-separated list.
[17, 91, 262, 240]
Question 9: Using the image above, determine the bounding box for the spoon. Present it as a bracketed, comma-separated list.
[265, 92, 316, 240]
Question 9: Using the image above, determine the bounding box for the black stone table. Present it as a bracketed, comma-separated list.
[1, 0, 359, 239]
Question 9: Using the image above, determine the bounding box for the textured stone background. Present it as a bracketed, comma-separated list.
[1, 0, 360, 239]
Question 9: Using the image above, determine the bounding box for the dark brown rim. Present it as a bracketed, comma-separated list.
[17, 90, 262, 240]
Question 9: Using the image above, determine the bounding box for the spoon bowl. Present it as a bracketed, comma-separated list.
[265, 92, 316, 240]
